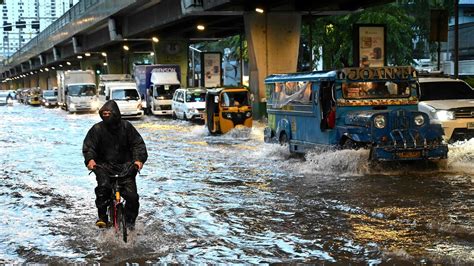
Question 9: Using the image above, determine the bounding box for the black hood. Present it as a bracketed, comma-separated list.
[99, 100, 121, 127]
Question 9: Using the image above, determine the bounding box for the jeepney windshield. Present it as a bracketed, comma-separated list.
[341, 81, 416, 99]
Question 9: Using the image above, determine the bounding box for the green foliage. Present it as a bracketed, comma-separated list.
[303, 3, 416, 70]
[194, 35, 247, 62]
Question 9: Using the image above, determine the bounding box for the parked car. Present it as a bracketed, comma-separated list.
[418, 77, 474, 142]
[172, 88, 207, 121]
[41, 90, 59, 107]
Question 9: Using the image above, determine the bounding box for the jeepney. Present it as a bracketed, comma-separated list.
[264, 66, 448, 161]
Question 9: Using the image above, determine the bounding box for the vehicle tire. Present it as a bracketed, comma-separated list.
[342, 138, 357, 150]
[116, 204, 127, 243]
[183, 113, 188, 121]
[172, 112, 177, 120]
[279, 132, 288, 146]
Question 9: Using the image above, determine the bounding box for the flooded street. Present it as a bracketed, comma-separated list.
[1, 103, 473, 264]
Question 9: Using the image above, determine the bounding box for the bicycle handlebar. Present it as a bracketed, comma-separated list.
[88, 162, 140, 177]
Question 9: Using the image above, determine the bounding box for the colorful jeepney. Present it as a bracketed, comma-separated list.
[264, 66, 448, 161]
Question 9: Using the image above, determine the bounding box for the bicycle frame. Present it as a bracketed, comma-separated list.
[90, 163, 138, 243]
[109, 174, 128, 242]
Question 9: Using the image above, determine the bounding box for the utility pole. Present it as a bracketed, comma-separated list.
[454, 0, 459, 78]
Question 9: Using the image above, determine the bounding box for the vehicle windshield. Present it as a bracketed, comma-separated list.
[43, 91, 57, 97]
[68, 85, 97, 96]
[154, 84, 179, 99]
[221, 91, 249, 107]
[186, 92, 206, 102]
[111, 88, 140, 101]
[419, 81, 474, 100]
[342, 81, 415, 99]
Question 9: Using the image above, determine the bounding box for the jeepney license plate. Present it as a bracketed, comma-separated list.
[467, 122, 474, 129]
[396, 151, 421, 159]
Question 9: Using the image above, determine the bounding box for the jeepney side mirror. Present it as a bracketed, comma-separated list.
[250, 93, 255, 102]
[214, 96, 219, 103]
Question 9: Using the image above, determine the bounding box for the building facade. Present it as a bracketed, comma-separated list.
[0, 0, 78, 60]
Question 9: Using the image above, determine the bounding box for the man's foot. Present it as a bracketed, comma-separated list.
[126, 220, 135, 231]
[95, 218, 108, 228]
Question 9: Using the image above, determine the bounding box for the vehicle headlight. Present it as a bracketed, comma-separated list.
[414, 114, 425, 126]
[435, 110, 454, 121]
[69, 103, 76, 109]
[246, 111, 252, 118]
[226, 113, 232, 119]
[374, 115, 386, 129]
[189, 108, 196, 113]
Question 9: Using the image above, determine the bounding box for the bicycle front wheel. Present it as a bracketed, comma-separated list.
[116, 204, 128, 243]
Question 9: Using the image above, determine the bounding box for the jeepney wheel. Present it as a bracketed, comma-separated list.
[342, 138, 357, 150]
[183, 113, 188, 121]
[172, 112, 177, 120]
[279, 132, 288, 146]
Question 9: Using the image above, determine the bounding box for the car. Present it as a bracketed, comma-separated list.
[418, 77, 474, 142]
[105, 84, 144, 119]
[172, 88, 207, 121]
[41, 90, 59, 107]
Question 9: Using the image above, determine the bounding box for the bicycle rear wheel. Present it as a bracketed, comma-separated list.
[116, 204, 128, 243]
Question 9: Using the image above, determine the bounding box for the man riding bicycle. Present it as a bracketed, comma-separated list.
[83, 100, 148, 229]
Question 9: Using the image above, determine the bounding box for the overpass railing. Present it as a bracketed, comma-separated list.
[3, 0, 139, 71]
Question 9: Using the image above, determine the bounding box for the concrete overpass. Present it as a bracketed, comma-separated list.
[0, 0, 391, 117]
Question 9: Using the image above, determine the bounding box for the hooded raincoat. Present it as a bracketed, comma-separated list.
[82, 100, 148, 224]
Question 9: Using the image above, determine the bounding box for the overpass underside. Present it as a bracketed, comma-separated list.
[1, 0, 392, 117]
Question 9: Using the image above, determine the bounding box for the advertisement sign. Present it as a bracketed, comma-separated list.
[201, 52, 222, 87]
[353, 24, 386, 67]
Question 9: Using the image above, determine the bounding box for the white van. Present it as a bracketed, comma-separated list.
[172, 88, 207, 120]
[99, 75, 143, 119]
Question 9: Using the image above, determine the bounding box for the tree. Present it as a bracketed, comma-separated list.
[302, 3, 416, 70]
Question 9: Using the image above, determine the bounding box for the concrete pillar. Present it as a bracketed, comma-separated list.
[154, 40, 189, 86]
[244, 12, 301, 119]
[103, 49, 125, 74]
[39, 71, 49, 90]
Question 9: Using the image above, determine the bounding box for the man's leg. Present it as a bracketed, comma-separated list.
[94, 169, 111, 227]
[121, 176, 139, 229]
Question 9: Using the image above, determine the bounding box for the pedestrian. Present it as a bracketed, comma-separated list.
[82, 100, 148, 229]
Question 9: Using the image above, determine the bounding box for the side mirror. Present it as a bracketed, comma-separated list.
[214, 96, 219, 103]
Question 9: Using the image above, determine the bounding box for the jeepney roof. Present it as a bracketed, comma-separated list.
[265, 71, 337, 83]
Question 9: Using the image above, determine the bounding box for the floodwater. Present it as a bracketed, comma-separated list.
[0, 102, 473, 264]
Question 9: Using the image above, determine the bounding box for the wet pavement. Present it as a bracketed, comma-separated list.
[0, 102, 473, 264]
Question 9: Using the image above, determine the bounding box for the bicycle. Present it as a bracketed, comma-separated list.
[90, 162, 138, 243]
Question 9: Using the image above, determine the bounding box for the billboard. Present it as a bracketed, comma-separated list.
[353, 24, 386, 67]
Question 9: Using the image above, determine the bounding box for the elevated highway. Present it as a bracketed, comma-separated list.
[1, 0, 391, 117]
